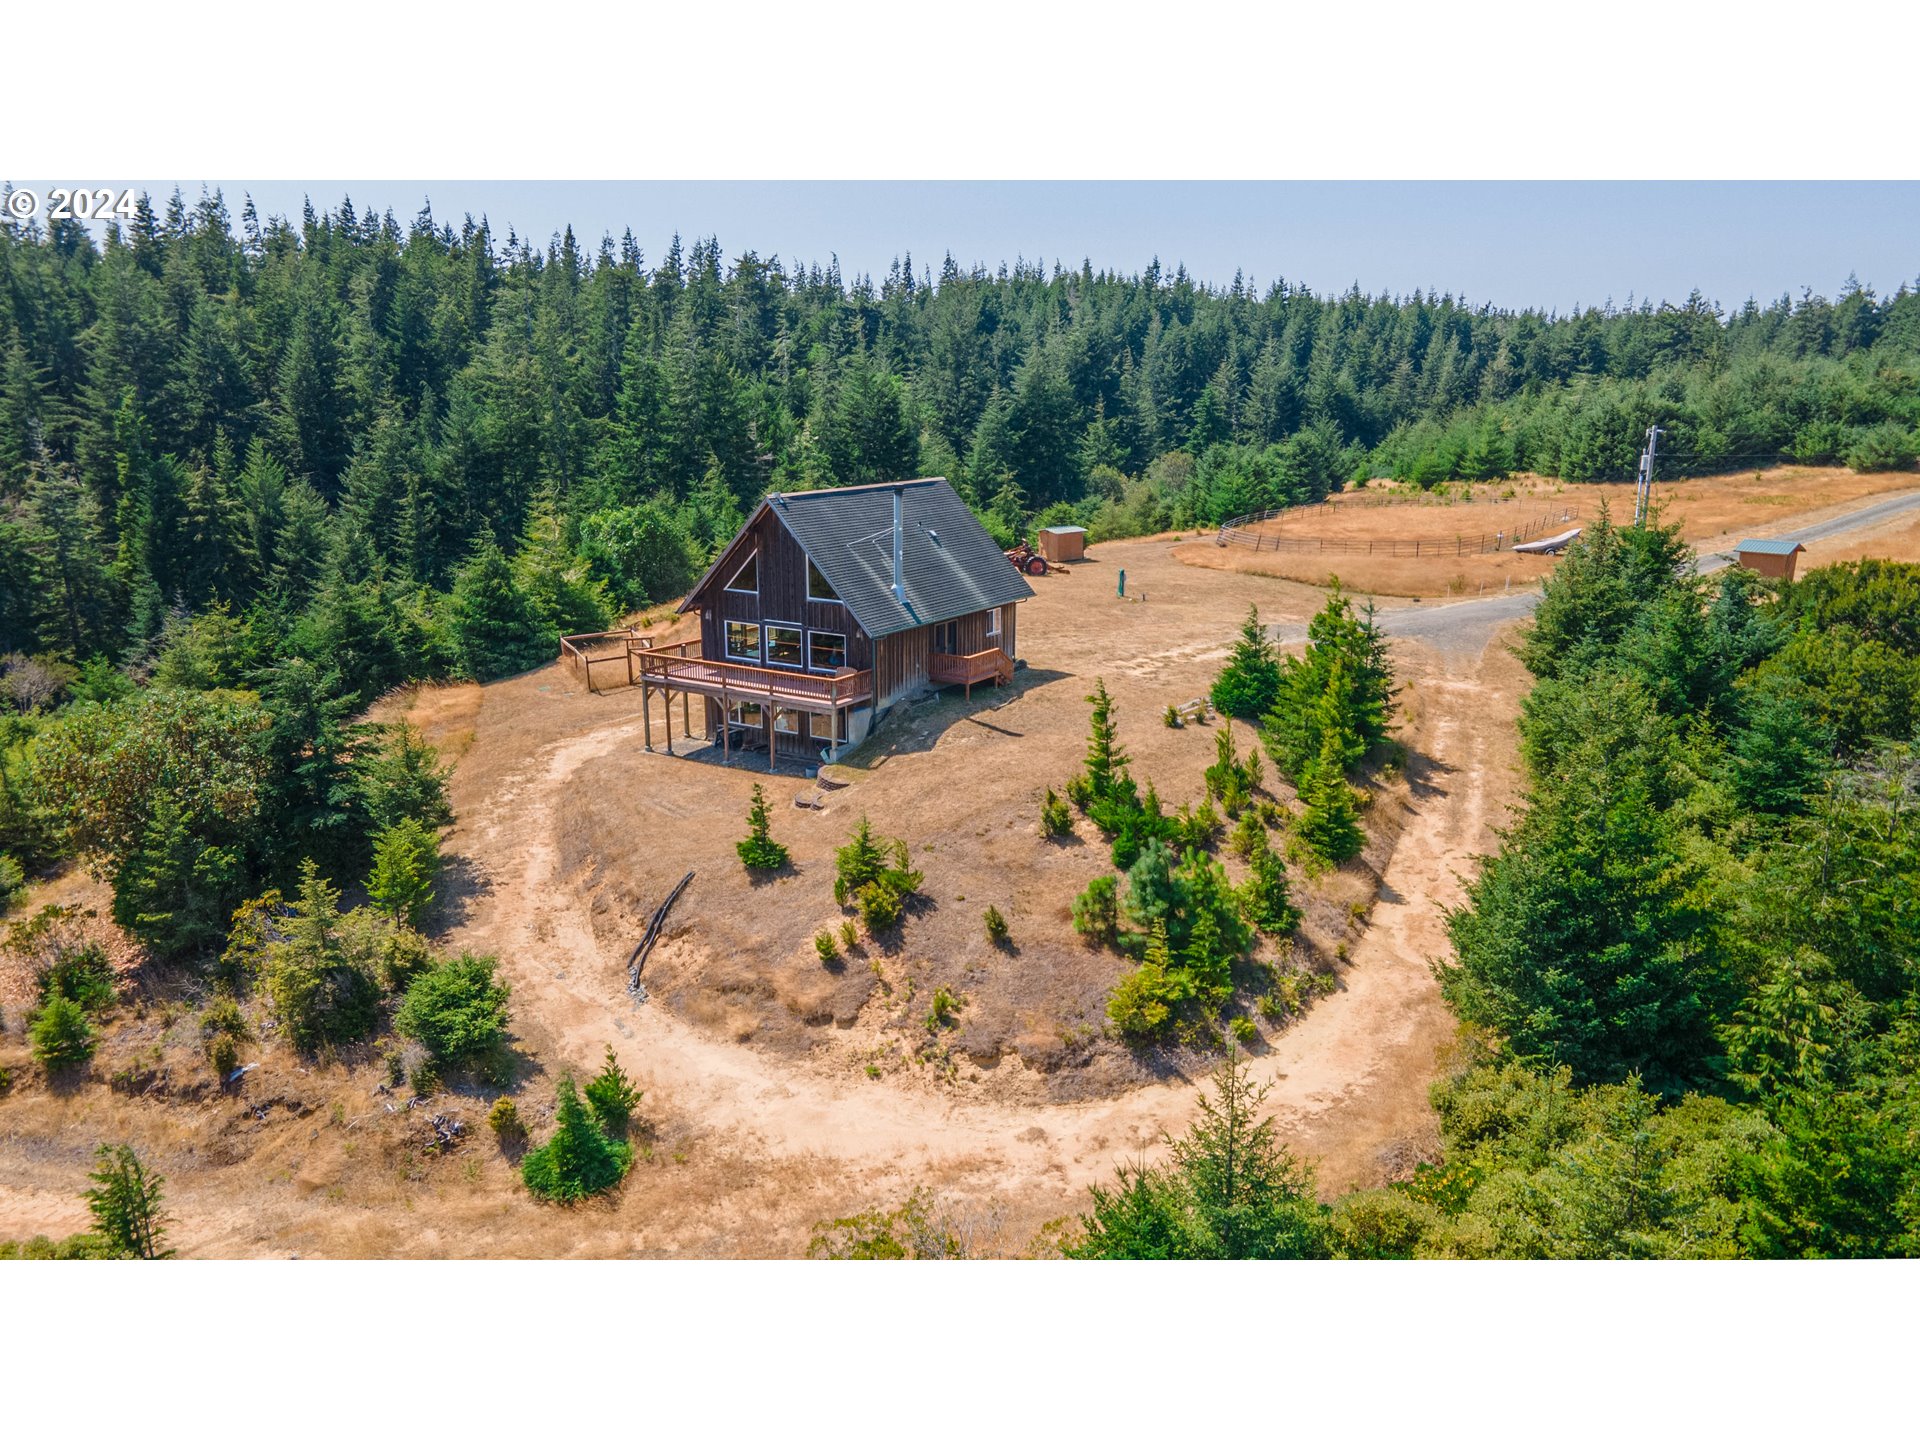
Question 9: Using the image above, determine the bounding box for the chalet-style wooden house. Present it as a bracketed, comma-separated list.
[640, 477, 1034, 765]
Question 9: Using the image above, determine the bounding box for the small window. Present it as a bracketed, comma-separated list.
[729, 700, 764, 728]
[725, 551, 759, 594]
[765, 625, 803, 668]
[808, 711, 841, 741]
[725, 621, 760, 662]
[809, 631, 847, 672]
[773, 707, 799, 734]
[986, 607, 1002, 639]
[807, 558, 840, 603]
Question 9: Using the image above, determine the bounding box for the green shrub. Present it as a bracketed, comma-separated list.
[384, 1047, 406, 1087]
[814, 930, 839, 964]
[200, 996, 248, 1076]
[521, 1075, 633, 1203]
[858, 880, 903, 936]
[1108, 960, 1190, 1040]
[256, 865, 382, 1051]
[836, 817, 920, 935]
[1844, 421, 1918, 473]
[833, 816, 889, 904]
[1039, 787, 1073, 839]
[1326, 1189, 1439, 1259]
[408, 1057, 440, 1096]
[583, 1046, 642, 1136]
[1174, 798, 1224, 851]
[984, 905, 1009, 946]
[0, 854, 22, 913]
[923, 986, 963, 1033]
[0, 1231, 115, 1260]
[488, 1096, 527, 1144]
[394, 952, 512, 1065]
[1229, 1015, 1258, 1046]
[838, 919, 859, 951]
[1072, 875, 1121, 947]
[1164, 705, 1182, 728]
[736, 783, 790, 872]
[29, 995, 95, 1073]
[1239, 836, 1301, 935]
[34, 943, 117, 1016]
[367, 817, 441, 928]
[207, 1034, 239, 1078]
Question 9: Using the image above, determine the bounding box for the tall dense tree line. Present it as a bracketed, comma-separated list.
[3, 188, 1919, 674]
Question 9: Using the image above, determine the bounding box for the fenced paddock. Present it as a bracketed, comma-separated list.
[1217, 502, 1580, 558]
[559, 628, 648, 692]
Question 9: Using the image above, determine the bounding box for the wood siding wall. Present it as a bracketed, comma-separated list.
[692, 509, 874, 674]
[874, 603, 1018, 710]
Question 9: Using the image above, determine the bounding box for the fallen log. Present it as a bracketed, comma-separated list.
[628, 870, 694, 994]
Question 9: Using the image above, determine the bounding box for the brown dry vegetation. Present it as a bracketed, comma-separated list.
[1174, 466, 1917, 595]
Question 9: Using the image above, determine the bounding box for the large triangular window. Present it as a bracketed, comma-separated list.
[725, 551, 759, 594]
[807, 558, 840, 603]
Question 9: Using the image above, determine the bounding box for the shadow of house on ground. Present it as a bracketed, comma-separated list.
[634, 666, 1076, 778]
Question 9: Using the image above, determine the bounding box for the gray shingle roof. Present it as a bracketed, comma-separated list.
[773, 478, 1033, 638]
[1736, 537, 1806, 556]
[682, 477, 1033, 640]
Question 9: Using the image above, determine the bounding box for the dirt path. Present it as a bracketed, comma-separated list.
[446, 631, 1523, 1214]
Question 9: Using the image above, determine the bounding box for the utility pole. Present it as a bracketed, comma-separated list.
[1633, 424, 1664, 526]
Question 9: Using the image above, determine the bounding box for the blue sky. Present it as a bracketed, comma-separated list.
[29, 180, 1920, 313]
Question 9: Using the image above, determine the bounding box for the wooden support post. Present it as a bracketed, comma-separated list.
[683, 689, 690, 743]
[626, 640, 634, 689]
[663, 681, 672, 754]
[765, 688, 776, 774]
[721, 677, 730, 761]
[641, 670, 651, 751]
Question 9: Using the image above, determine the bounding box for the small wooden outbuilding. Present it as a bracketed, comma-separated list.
[1734, 537, 1806, 581]
[1037, 525, 1088, 563]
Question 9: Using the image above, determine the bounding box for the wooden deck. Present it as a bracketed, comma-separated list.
[928, 647, 1014, 698]
[632, 643, 873, 710]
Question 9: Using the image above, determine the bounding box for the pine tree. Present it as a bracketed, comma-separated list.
[1211, 606, 1281, 721]
[1297, 728, 1364, 864]
[583, 1045, 643, 1136]
[84, 1144, 174, 1259]
[447, 538, 550, 681]
[521, 1074, 634, 1202]
[736, 783, 790, 872]
[367, 816, 441, 927]
[1072, 678, 1129, 806]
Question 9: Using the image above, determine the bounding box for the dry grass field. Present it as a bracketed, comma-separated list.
[1176, 466, 1919, 594]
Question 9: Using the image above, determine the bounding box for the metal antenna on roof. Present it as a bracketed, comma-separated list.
[891, 485, 904, 603]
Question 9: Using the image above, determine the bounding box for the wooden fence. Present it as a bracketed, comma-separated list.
[1216, 504, 1580, 558]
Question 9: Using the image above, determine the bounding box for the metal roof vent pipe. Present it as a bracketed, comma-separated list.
[891, 485, 904, 603]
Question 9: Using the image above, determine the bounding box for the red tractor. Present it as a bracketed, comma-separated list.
[1005, 540, 1052, 577]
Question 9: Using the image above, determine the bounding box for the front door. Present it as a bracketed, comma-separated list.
[933, 621, 960, 655]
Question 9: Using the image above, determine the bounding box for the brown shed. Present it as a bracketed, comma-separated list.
[1037, 525, 1088, 563]
[1734, 538, 1806, 581]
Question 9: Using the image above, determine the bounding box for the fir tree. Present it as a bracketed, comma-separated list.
[521, 1074, 634, 1202]
[1211, 605, 1281, 721]
[84, 1144, 174, 1259]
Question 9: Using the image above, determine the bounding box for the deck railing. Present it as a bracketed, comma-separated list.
[632, 642, 873, 708]
[559, 628, 642, 691]
[929, 647, 1013, 696]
